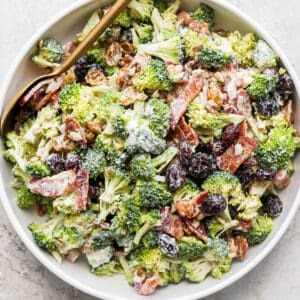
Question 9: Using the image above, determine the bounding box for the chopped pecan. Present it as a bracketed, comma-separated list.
[104, 42, 123, 66]
[52, 135, 75, 152]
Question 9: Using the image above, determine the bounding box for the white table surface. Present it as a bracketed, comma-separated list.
[0, 0, 300, 299]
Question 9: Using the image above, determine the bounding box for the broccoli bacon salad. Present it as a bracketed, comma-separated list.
[3, 0, 299, 296]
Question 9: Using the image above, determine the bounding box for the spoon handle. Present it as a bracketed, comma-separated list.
[54, 0, 132, 75]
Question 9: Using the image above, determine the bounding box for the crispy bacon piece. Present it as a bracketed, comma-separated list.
[175, 191, 208, 219]
[170, 77, 203, 129]
[239, 220, 253, 233]
[185, 218, 208, 242]
[20, 76, 64, 110]
[178, 11, 194, 25]
[173, 117, 199, 146]
[62, 41, 79, 61]
[273, 169, 291, 189]
[160, 207, 184, 240]
[134, 270, 160, 296]
[235, 236, 249, 261]
[236, 89, 252, 117]
[189, 20, 209, 34]
[75, 169, 89, 212]
[28, 170, 77, 198]
[64, 116, 87, 145]
[217, 136, 259, 173]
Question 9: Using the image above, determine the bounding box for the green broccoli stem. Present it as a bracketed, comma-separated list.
[118, 256, 134, 285]
[133, 222, 153, 245]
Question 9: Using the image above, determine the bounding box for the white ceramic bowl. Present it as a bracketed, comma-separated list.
[0, 1, 299, 299]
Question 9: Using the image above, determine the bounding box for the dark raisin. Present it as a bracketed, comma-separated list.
[187, 153, 217, 180]
[45, 153, 65, 173]
[255, 169, 276, 181]
[221, 124, 241, 148]
[166, 164, 187, 192]
[206, 139, 226, 155]
[277, 73, 295, 96]
[119, 29, 133, 43]
[236, 164, 256, 185]
[158, 232, 178, 257]
[201, 194, 227, 215]
[256, 96, 280, 117]
[89, 185, 100, 200]
[262, 194, 283, 217]
[178, 141, 193, 167]
[74, 56, 91, 82]
[64, 153, 83, 170]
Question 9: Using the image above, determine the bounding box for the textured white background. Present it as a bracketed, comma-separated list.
[0, 1, 300, 299]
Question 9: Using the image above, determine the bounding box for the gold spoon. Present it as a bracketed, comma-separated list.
[0, 0, 132, 135]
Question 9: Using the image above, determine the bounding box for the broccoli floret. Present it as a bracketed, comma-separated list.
[52, 226, 85, 254]
[113, 8, 132, 28]
[3, 131, 35, 171]
[100, 167, 132, 203]
[111, 116, 128, 140]
[242, 215, 273, 245]
[202, 171, 245, 206]
[183, 29, 206, 58]
[205, 216, 239, 238]
[133, 209, 161, 245]
[77, 10, 100, 42]
[89, 229, 114, 250]
[64, 211, 97, 237]
[132, 22, 153, 43]
[128, 0, 154, 21]
[228, 31, 257, 66]
[12, 182, 43, 209]
[106, 149, 128, 170]
[208, 237, 230, 258]
[198, 48, 234, 69]
[169, 263, 185, 284]
[188, 100, 244, 138]
[28, 215, 64, 252]
[32, 37, 63, 68]
[256, 124, 300, 171]
[98, 168, 132, 221]
[210, 255, 232, 280]
[134, 59, 173, 91]
[136, 180, 172, 209]
[177, 236, 207, 260]
[130, 146, 178, 180]
[86, 45, 105, 65]
[183, 257, 214, 283]
[26, 161, 51, 178]
[92, 259, 123, 276]
[141, 230, 159, 249]
[145, 98, 171, 138]
[192, 3, 215, 29]
[119, 256, 134, 285]
[23, 106, 61, 145]
[247, 74, 277, 100]
[174, 179, 200, 202]
[253, 39, 278, 69]
[237, 195, 262, 221]
[86, 246, 114, 269]
[53, 193, 77, 215]
[126, 126, 167, 155]
[82, 148, 106, 180]
[138, 35, 184, 64]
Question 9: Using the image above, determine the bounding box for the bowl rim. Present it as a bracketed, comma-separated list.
[0, 0, 300, 299]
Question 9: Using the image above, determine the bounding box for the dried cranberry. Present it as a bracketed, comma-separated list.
[201, 194, 227, 215]
[262, 194, 283, 217]
[157, 232, 178, 257]
[119, 29, 133, 43]
[187, 153, 217, 180]
[74, 56, 90, 82]
[45, 153, 65, 173]
[256, 96, 280, 117]
[221, 124, 241, 148]
[206, 139, 226, 155]
[64, 153, 83, 170]
[89, 185, 100, 200]
[277, 73, 295, 96]
[236, 165, 256, 185]
[178, 141, 193, 167]
[255, 169, 276, 181]
[166, 164, 187, 192]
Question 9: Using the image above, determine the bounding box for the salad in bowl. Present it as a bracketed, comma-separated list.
[2, 0, 298, 296]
